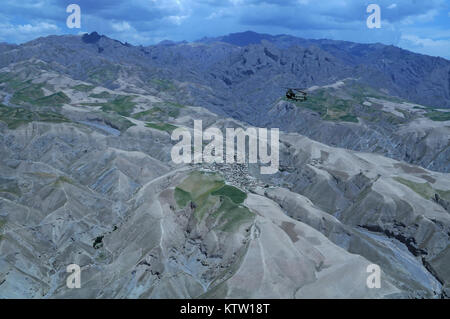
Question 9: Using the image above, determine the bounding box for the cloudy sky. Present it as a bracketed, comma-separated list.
[1, 0, 449, 58]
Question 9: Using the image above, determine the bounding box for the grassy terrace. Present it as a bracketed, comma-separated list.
[212, 185, 247, 204]
[145, 122, 178, 133]
[8, 82, 71, 107]
[0, 73, 71, 107]
[72, 84, 95, 92]
[100, 95, 137, 116]
[33, 92, 71, 106]
[394, 177, 450, 201]
[347, 82, 404, 103]
[174, 172, 252, 232]
[0, 73, 33, 90]
[283, 82, 427, 124]
[0, 104, 70, 129]
[79, 95, 137, 116]
[424, 110, 450, 122]
[413, 105, 450, 122]
[132, 108, 161, 120]
[286, 89, 358, 123]
[89, 91, 114, 99]
[10, 83, 45, 103]
[132, 102, 185, 122]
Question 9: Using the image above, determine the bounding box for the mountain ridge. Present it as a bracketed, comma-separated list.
[0, 32, 449, 298]
[2, 30, 448, 109]
[0, 31, 449, 172]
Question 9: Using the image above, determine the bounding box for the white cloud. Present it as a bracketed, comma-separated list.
[0, 0, 448, 59]
[400, 34, 450, 59]
[167, 15, 189, 25]
[207, 8, 232, 20]
[0, 21, 60, 42]
[401, 9, 439, 25]
[111, 21, 132, 32]
[17, 22, 58, 33]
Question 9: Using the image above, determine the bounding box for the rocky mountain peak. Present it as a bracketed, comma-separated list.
[82, 31, 103, 44]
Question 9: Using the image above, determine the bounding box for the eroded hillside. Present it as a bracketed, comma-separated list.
[0, 39, 449, 299]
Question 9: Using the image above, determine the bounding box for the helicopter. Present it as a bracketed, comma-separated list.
[285, 88, 307, 101]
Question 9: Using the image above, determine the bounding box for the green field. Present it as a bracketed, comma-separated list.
[80, 95, 137, 116]
[286, 89, 358, 123]
[100, 95, 137, 116]
[0, 73, 39, 91]
[212, 185, 247, 204]
[132, 102, 184, 122]
[10, 83, 45, 104]
[283, 82, 422, 124]
[424, 110, 450, 122]
[72, 84, 95, 92]
[145, 122, 178, 133]
[89, 91, 114, 99]
[10, 82, 70, 107]
[0, 105, 70, 129]
[175, 172, 254, 232]
[132, 108, 161, 120]
[34, 92, 71, 106]
[394, 177, 450, 201]
[174, 187, 192, 208]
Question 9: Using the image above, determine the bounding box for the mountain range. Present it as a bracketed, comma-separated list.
[0, 31, 449, 299]
[1, 31, 449, 171]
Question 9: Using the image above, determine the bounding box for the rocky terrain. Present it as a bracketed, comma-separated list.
[266, 80, 450, 173]
[0, 31, 448, 172]
[0, 32, 449, 299]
